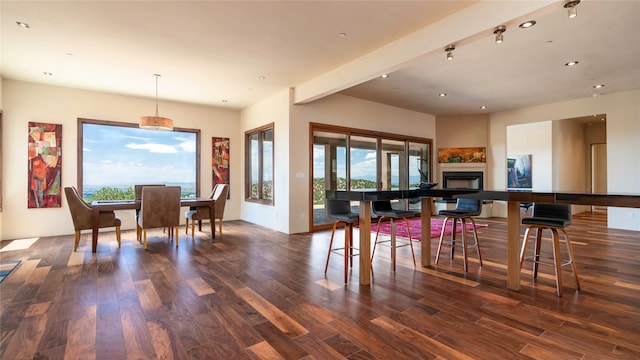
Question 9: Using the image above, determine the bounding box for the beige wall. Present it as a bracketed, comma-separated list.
[506, 121, 553, 190]
[1, 79, 241, 240]
[489, 89, 640, 230]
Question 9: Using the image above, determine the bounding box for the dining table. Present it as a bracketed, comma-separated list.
[90, 198, 215, 252]
[326, 189, 640, 290]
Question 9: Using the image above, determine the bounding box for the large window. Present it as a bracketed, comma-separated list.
[78, 118, 200, 200]
[245, 123, 274, 204]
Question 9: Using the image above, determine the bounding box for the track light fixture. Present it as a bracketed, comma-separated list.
[563, 0, 581, 18]
[493, 25, 506, 44]
[445, 45, 455, 60]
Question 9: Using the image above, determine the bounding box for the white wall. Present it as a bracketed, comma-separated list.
[506, 121, 553, 190]
[240, 89, 291, 233]
[1, 79, 241, 240]
[489, 89, 640, 230]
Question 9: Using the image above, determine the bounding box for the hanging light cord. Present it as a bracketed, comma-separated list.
[154, 74, 160, 117]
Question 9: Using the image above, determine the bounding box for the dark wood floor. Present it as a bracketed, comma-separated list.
[1, 211, 639, 359]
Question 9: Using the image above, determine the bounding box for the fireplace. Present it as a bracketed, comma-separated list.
[442, 171, 484, 190]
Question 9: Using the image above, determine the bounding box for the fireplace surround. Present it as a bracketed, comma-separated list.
[442, 171, 484, 190]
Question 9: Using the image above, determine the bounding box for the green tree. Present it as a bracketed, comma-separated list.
[87, 187, 135, 201]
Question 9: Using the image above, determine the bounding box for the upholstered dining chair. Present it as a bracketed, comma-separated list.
[137, 186, 181, 249]
[134, 184, 165, 242]
[64, 186, 121, 251]
[371, 200, 419, 271]
[185, 184, 229, 239]
[435, 198, 483, 272]
[520, 203, 580, 297]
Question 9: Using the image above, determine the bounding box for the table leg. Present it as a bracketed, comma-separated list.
[359, 201, 371, 286]
[507, 200, 521, 290]
[210, 202, 216, 239]
[420, 197, 433, 267]
[91, 208, 100, 253]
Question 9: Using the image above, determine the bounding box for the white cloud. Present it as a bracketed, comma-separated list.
[83, 147, 92, 152]
[125, 142, 177, 153]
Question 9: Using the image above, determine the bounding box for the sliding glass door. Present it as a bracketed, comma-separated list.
[311, 124, 433, 229]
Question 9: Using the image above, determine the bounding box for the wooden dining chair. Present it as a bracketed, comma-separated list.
[137, 186, 181, 249]
[134, 184, 165, 242]
[185, 184, 229, 239]
[64, 186, 121, 251]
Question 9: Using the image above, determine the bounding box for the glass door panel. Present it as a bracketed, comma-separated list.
[381, 139, 406, 191]
[408, 141, 432, 211]
[349, 135, 378, 191]
[312, 131, 347, 227]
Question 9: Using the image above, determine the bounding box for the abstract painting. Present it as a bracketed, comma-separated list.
[212, 137, 230, 195]
[28, 122, 62, 208]
[507, 154, 532, 190]
[438, 147, 486, 163]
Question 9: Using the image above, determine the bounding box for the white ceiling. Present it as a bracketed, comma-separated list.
[2, 1, 639, 117]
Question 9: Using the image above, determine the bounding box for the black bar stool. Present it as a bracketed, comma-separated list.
[435, 198, 483, 272]
[371, 200, 419, 271]
[324, 199, 367, 284]
[520, 203, 581, 297]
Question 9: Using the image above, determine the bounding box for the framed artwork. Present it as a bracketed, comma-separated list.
[28, 122, 62, 208]
[507, 154, 532, 190]
[212, 137, 229, 195]
[438, 147, 486, 163]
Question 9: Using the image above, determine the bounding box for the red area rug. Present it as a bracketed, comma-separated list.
[371, 217, 487, 240]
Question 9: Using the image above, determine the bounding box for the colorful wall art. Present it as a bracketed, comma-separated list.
[212, 137, 230, 195]
[507, 154, 532, 190]
[438, 147, 486, 163]
[28, 122, 62, 208]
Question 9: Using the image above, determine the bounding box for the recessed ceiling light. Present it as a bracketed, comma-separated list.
[565, 61, 579, 66]
[258, 76, 266, 80]
[519, 20, 536, 29]
[480, 105, 487, 109]
[43, 72, 53, 76]
[338, 32, 347, 38]
[16, 21, 30, 28]
[438, 93, 447, 97]
[593, 84, 605, 89]
[222, 99, 228, 103]
[380, 74, 389, 78]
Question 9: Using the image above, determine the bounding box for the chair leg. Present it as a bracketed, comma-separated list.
[435, 216, 450, 264]
[191, 220, 195, 239]
[325, 221, 340, 274]
[175, 226, 179, 247]
[562, 229, 581, 290]
[116, 226, 121, 248]
[143, 230, 148, 250]
[468, 217, 482, 266]
[520, 227, 534, 268]
[344, 223, 350, 284]
[533, 228, 543, 278]
[74, 231, 81, 252]
[550, 229, 564, 297]
[461, 219, 469, 272]
[402, 217, 416, 268]
[450, 218, 458, 259]
[218, 219, 223, 238]
[372, 217, 385, 260]
[390, 218, 397, 271]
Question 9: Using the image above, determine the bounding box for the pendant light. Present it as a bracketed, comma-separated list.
[139, 74, 173, 131]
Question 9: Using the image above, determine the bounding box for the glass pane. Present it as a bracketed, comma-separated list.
[408, 141, 431, 211]
[248, 133, 259, 199]
[312, 131, 347, 226]
[409, 141, 431, 187]
[82, 123, 197, 200]
[381, 139, 406, 191]
[350, 135, 377, 191]
[262, 129, 273, 200]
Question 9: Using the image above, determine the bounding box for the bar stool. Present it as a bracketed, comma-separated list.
[435, 198, 483, 272]
[324, 199, 369, 284]
[520, 203, 580, 297]
[371, 200, 419, 271]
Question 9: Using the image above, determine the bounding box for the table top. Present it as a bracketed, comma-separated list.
[326, 189, 640, 208]
[91, 198, 213, 211]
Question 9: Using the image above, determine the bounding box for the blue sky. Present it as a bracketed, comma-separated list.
[83, 124, 196, 187]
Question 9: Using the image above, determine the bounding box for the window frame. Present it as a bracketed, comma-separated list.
[77, 118, 201, 199]
[245, 123, 274, 205]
